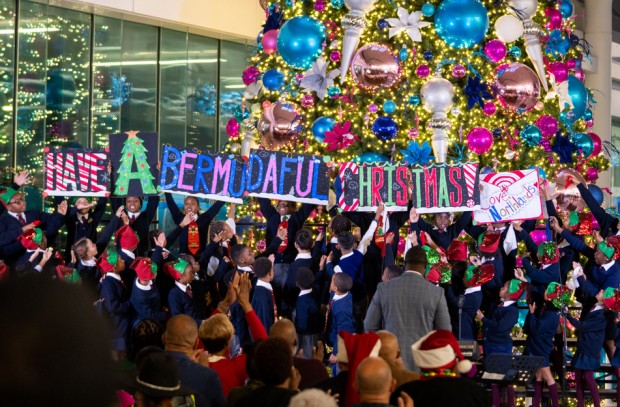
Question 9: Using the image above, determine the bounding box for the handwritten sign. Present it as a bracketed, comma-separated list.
[338, 162, 409, 212]
[410, 163, 480, 213]
[473, 169, 542, 223]
[44, 148, 109, 197]
[109, 131, 160, 197]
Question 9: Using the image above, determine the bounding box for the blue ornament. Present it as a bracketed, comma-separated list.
[423, 50, 433, 61]
[331, 0, 344, 8]
[583, 109, 593, 121]
[560, 0, 573, 19]
[263, 69, 285, 91]
[422, 2, 435, 17]
[572, 132, 594, 157]
[492, 128, 502, 139]
[509, 45, 521, 58]
[588, 184, 604, 206]
[372, 116, 398, 141]
[234, 106, 249, 123]
[480, 166, 493, 175]
[377, 18, 389, 30]
[399, 47, 409, 61]
[383, 100, 396, 114]
[277, 16, 326, 69]
[327, 86, 341, 98]
[408, 95, 420, 106]
[354, 152, 389, 164]
[574, 59, 581, 69]
[434, 0, 489, 49]
[528, 166, 546, 180]
[521, 125, 542, 147]
[311, 116, 335, 143]
[567, 75, 588, 121]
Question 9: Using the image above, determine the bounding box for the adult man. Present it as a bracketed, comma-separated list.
[354, 357, 413, 407]
[164, 315, 226, 407]
[364, 246, 451, 371]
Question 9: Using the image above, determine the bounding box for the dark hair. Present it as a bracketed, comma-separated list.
[295, 228, 313, 251]
[245, 339, 263, 380]
[184, 195, 199, 206]
[179, 254, 196, 264]
[338, 232, 355, 251]
[296, 267, 315, 290]
[404, 246, 428, 270]
[148, 229, 162, 251]
[230, 244, 248, 264]
[128, 320, 165, 362]
[384, 265, 403, 280]
[330, 215, 352, 235]
[451, 260, 468, 292]
[254, 337, 293, 386]
[254, 257, 273, 278]
[209, 221, 228, 241]
[332, 273, 353, 293]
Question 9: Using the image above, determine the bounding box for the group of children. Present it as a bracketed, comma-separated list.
[1, 167, 620, 407]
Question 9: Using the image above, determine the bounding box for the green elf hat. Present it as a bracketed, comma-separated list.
[506, 279, 525, 300]
[537, 241, 559, 265]
[97, 249, 119, 274]
[597, 241, 616, 260]
[18, 228, 44, 251]
[568, 211, 580, 229]
[544, 282, 571, 308]
[426, 262, 451, 285]
[0, 187, 17, 208]
[464, 263, 495, 288]
[56, 265, 81, 284]
[132, 257, 158, 281]
[422, 246, 441, 269]
[166, 259, 190, 281]
[603, 287, 620, 312]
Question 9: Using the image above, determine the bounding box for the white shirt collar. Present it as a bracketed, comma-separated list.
[81, 258, 96, 267]
[127, 211, 141, 219]
[78, 213, 89, 221]
[593, 304, 605, 312]
[298, 288, 312, 297]
[330, 237, 339, 244]
[238, 265, 253, 272]
[106, 272, 122, 281]
[256, 279, 273, 291]
[340, 252, 353, 260]
[135, 279, 152, 291]
[295, 252, 312, 260]
[7, 210, 22, 220]
[602, 260, 615, 271]
[121, 248, 135, 260]
[501, 300, 516, 307]
[542, 264, 552, 269]
[333, 292, 348, 301]
[175, 281, 188, 291]
[280, 215, 290, 222]
[465, 286, 482, 294]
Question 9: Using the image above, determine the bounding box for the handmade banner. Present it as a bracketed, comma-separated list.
[160, 145, 244, 204]
[245, 149, 330, 205]
[473, 169, 542, 224]
[109, 131, 160, 197]
[338, 162, 410, 212]
[44, 147, 110, 197]
[410, 163, 481, 213]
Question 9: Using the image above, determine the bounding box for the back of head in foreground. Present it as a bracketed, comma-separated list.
[0, 275, 116, 407]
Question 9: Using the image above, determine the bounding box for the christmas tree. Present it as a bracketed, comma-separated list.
[114, 131, 158, 195]
[229, 0, 609, 182]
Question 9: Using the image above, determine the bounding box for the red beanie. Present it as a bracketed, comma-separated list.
[447, 240, 468, 262]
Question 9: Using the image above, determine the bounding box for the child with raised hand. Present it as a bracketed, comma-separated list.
[130, 256, 167, 326]
[166, 258, 203, 326]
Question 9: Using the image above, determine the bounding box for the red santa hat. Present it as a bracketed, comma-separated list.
[479, 230, 501, 254]
[447, 239, 468, 262]
[115, 225, 139, 251]
[411, 329, 472, 374]
[336, 331, 381, 406]
[132, 257, 157, 281]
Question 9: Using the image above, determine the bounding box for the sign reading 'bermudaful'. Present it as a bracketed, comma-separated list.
[410, 163, 481, 214]
[44, 147, 110, 197]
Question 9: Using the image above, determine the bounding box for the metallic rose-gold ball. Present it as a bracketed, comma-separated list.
[257, 101, 305, 149]
[351, 43, 402, 92]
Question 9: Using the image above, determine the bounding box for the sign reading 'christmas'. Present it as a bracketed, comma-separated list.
[473, 169, 542, 224]
[44, 147, 110, 197]
[109, 131, 160, 197]
[338, 162, 410, 212]
[245, 149, 330, 205]
[160, 146, 245, 204]
[410, 163, 481, 214]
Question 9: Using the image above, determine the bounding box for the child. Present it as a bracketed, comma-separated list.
[111, 195, 159, 256]
[476, 279, 524, 407]
[448, 262, 492, 341]
[325, 272, 355, 373]
[524, 282, 563, 407]
[409, 208, 472, 251]
[522, 241, 562, 305]
[115, 224, 141, 294]
[62, 196, 108, 259]
[565, 289, 610, 407]
[251, 257, 277, 332]
[283, 228, 319, 315]
[98, 249, 132, 361]
[15, 228, 51, 275]
[294, 267, 321, 359]
[166, 258, 202, 326]
[130, 257, 167, 326]
[607, 288, 620, 404]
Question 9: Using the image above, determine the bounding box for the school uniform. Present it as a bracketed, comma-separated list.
[111, 195, 159, 256]
[63, 197, 108, 258]
[446, 285, 483, 341]
[523, 259, 562, 301]
[524, 308, 560, 367]
[611, 320, 620, 368]
[295, 288, 321, 359]
[328, 250, 366, 332]
[168, 281, 202, 326]
[413, 211, 473, 251]
[568, 305, 607, 370]
[76, 258, 99, 298]
[325, 291, 355, 357]
[577, 183, 618, 238]
[228, 266, 256, 347]
[481, 300, 519, 355]
[251, 279, 276, 332]
[130, 279, 167, 326]
[282, 252, 314, 313]
[99, 272, 133, 350]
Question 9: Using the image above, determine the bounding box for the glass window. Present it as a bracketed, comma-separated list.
[159, 28, 188, 147]
[0, 0, 15, 174]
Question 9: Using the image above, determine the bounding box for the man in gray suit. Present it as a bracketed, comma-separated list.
[364, 245, 451, 371]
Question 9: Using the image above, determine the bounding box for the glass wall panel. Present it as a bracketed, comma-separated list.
[159, 28, 187, 147]
[218, 41, 250, 150]
[0, 0, 14, 175]
[186, 33, 218, 151]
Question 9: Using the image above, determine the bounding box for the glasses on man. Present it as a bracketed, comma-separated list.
[8, 199, 23, 205]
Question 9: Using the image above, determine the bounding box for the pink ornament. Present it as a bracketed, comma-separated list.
[574, 68, 585, 81]
[314, 0, 325, 12]
[261, 100, 272, 109]
[484, 40, 507, 63]
[295, 74, 304, 83]
[536, 115, 559, 137]
[397, 236, 406, 256]
[226, 118, 240, 137]
[301, 94, 315, 109]
[408, 128, 419, 139]
[566, 59, 577, 70]
[530, 230, 547, 246]
[545, 7, 563, 30]
[589, 132, 602, 156]
[368, 104, 378, 113]
[242, 66, 260, 85]
[452, 64, 466, 78]
[416, 64, 430, 78]
[256, 239, 267, 253]
[324, 21, 339, 40]
[483, 102, 497, 116]
[261, 30, 279, 55]
[585, 167, 599, 183]
[330, 51, 341, 62]
[585, 119, 594, 128]
[547, 61, 568, 83]
[466, 127, 493, 154]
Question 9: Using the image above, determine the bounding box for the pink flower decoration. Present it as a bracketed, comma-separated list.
[324, 121, 360, 151]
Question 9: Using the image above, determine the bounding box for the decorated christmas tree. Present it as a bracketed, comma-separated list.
[228, 0, 610, 183]
[114, 131, 158, 195]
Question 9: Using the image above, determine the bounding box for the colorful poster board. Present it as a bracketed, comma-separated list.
[410, 163, 480, 213]
[109, 131, 160, 197]
[44, 148, 110, 197]
[473, 169, 542, 224]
